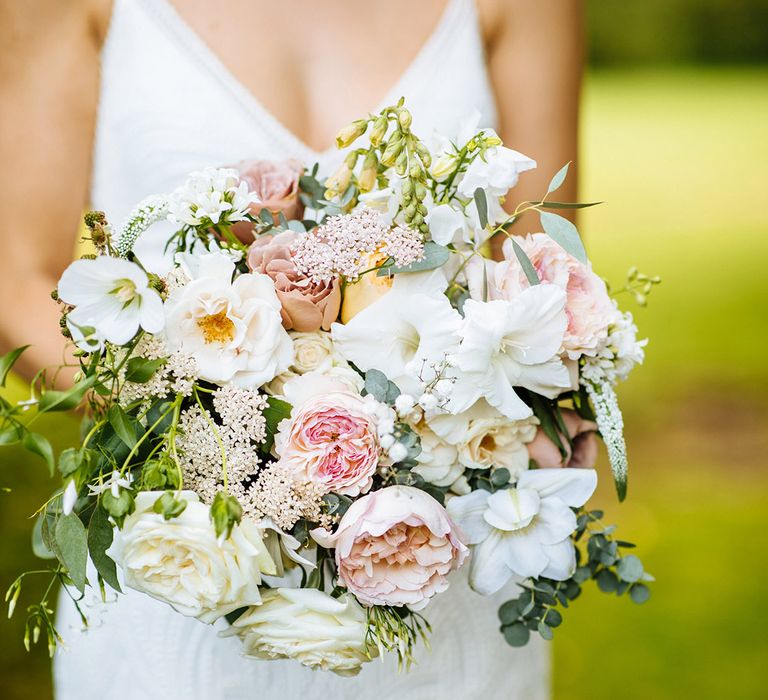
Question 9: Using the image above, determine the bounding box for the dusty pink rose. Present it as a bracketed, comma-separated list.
[275, 391, 380, 496]
[313, 486, 468, 609]
[527, 409, 598, 468]
[247, 232, 341, 332]
[491, 233, 616, 359]
[237, 159, 304, 220]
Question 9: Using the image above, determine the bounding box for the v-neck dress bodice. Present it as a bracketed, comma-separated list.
[54, 1, 549, 698]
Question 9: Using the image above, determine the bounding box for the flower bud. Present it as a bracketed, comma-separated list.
[431, 153, 457, 180]
[210, 491, 243, 539]
[397, 109, 413, 130]
[395, 151, 409, 176]
[324, 163, 352, 198]
[414, 182, 427, 199]
[380, 133, 404, 167]
[358, 152, 378, 192]
[102, 488, 136, 528]
[335, 119, 368, 149]
[369, 115, 389, 147]
[415, 143, 431, 168]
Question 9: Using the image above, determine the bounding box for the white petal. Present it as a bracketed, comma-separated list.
[533, 497, 578, 544]
[138, 289, 165, 334]
[483, 488, 540, 531]
[501, 531, 549, 579]
[426, 204, 466, 246]
[468, 530, 513, 595]
[517, 468, 598, 508]
[445, 490, 492, 545]
[540, 539, 577, 581]
[62, 480, 78, 515]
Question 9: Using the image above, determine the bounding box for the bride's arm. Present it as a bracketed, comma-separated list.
[0, 0, 108, 378]
[480, 0, 583, 254]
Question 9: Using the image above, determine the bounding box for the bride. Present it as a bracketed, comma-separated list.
[0, 1, 582, 698]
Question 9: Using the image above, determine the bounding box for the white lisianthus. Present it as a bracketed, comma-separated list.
[164, 253, 293, 387]
[57, 256, 164, 350]
[429, 399, 538, 478]
[449, 285, 571, 419]
[226, 588, 375, 675]
[331, 270, 461, 395]
[107, 491, 275, 623]
[447, 469, 597, 595]
[167, 167, 255, 227]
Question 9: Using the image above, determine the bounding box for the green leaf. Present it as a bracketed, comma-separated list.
[543, 608, 563, 628]
[537, 201, 602, 210]
[629, 583, 651, 604]
[0, 422, 24, 445]
[617, 554, 644, 583]
[537, 621, 554, 640]
[88, 506, 121, 593]
[474, 187, 488, 229]
[364, 369, 389, 402]
[152, 491, 187, 521]
[510, 239, 541, 286]
[38, 376, 94, 413]
[124, 357, 166, 383]
[490, 468, 511, 488]
[377, 241, 451, 276]
[23, 431, 55, 475]
[540, 211, 587, 264]
[498, 599, 520, 625]
[31, 514, 56, 560]
[210, 491, 242, 539]
[0, 346, 29, 387]
[55, 513, 88, 593]
[101, 489, 135, 529]
[596, 569, 619, 593]
[547, 162, 570, 194]
[263, 397, 292, 450]
[108, 405, 137, 448]
[502, 622, 530, 647]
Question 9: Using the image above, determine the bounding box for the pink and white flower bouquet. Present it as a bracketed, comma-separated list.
[2, 100, 656, 673]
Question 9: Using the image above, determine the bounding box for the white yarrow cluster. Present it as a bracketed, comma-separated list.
[167, 167, 256, 227]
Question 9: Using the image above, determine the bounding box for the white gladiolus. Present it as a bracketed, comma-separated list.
[57, 256, 164, 350]
[107, 491, 275, 623]
[164, 253, 293, 388]
[449, 285, 571, 419]
[226, 588, 375, 676]
[447, 469, 597, 595]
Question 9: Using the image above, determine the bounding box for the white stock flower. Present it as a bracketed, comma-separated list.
[57, 256, 164, 350]
[449, 285, 571, 419]
[447, 469, 597, 594]
[331, 270, 461, 394]
[227, 588, 375, 675]
[107, 491, 275, 623]
[429, 399, 538, 478]
[167, 167, 255, 226]
[164, 253, 293, 387]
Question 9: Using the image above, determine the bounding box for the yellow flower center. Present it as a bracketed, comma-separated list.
[113, 279, 137, 304]
[197, 311, 235, 344]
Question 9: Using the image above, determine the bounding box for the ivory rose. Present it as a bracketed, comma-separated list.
[107, 491, 275, 623]
[226, 588, 375, 676]
[313, 485, 468, 609]
[247, 232, 341, 332]
[275, 374, 383, 496]
[527, 408, 599, 468]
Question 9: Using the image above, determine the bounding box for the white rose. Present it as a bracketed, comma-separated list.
[290, 330, 344, 374]
[164, 253, 294, 387]
[429, 400, 538, 479]
[107, 491, 275, 623]
[226, 588, 376, 675]
[411, 423, 465, 489]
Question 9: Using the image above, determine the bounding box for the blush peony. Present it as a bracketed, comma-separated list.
[313, 486, 468, 609]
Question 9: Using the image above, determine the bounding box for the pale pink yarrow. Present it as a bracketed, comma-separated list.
[291, 209, 424, 283]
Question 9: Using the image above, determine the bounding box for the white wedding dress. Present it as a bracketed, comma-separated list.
[54, 0, 550, 697]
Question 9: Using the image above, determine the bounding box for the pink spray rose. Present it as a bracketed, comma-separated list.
[527, 408, 599, 468]
[247, 232, 341, 332]
[275, 389, 381, 497]
[313, 486, 468, 609]
[477, 233, 616, 360]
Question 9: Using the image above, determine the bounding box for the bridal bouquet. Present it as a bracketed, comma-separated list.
[2, 100, 656, 674]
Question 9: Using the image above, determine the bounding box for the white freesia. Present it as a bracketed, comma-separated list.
[107, 491, 275, 623]
[449, 285, 571, 419]
[164, 253, 293, 387]
[331, 270, 461, 394]
[226, 588, 375, 675]
[167, 167, 255, 226]
[429, 399, 538, 478]
[447, 468, 597, 594]
[57, 256, 164, 350]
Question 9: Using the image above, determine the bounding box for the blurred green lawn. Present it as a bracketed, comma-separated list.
[1, 68, 766, 699]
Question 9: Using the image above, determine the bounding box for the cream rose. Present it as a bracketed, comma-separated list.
[164, 252, 293, 387]
[226, 588, 375, 676]
[313, 486, 468, 609]
[107, 491, 275, 623]
[290, 330, 343, 374]
[411, 422, 465, 490]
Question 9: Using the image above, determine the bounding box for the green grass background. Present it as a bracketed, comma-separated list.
[1, 68, 767, 698]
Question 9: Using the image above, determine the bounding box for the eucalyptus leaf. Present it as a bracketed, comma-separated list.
[55, 513, 88, 593]
[510, 239, 540, 286]
[22, 431, 55, 475]
[474, 187, 489, 229]
[629, 583, 651, 604]
[364, 369, 389, 402]
[88, 506, 121, 593]
[547, 162, 570, 194]
[502, 622, 530, 647]
[617, 554, 644, 583]
[537, 621, 554, 640]
[0, 345, 29, 387]
[540, 211, 587, 264]
[537, 201, 602, 210]
[376, 241, 450, 276]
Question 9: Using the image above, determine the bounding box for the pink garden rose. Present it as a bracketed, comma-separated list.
[527, 408, 599, 468]
[473, 233, 616, 360]
[275, 389, 381, 497]
[247, 232, 341, 332]
[313, 486, 468, 609]
[236, 159, 304, 221]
